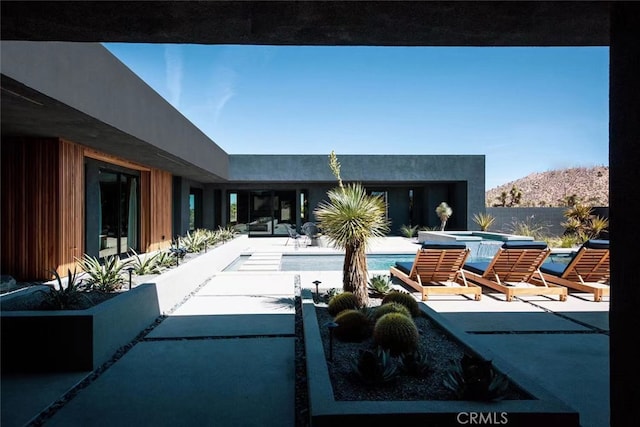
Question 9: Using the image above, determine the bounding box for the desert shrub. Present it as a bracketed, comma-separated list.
[333, 309, 371, 342]
[373, 312, 419, 356]
[327, 291, 359, 316]
[399, 349, 432, 377]
[381, 291, 420, 317]
[443, 354, 510, 401]
[128, 249, 165, 275]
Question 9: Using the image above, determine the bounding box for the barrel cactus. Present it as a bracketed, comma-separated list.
[371, 302, 411, 322]
[333, 309, 371, 342]
[381, 290, 420, 317]
[373, 312, 419, 356]
[327, 291, 360, 317]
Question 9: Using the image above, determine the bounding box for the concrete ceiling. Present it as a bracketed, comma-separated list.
[0, 1, 611, 182]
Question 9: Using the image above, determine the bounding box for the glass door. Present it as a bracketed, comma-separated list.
[98, 169, 139, 257]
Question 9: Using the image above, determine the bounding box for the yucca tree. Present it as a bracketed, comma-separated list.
[315, 183, 389, 307]
[315, 153, 389, 307]
[436, 202, 453, 231]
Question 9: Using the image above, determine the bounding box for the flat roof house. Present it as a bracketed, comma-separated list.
[1, 41, 484, 281]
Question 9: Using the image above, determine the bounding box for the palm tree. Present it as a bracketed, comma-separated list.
[314, 182, 389, 308]
[435, 202, 453, 231]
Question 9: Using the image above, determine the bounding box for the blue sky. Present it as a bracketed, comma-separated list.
[103, 44, 609, 190]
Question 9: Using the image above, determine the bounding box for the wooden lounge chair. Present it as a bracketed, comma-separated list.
[462, 241, 567, 302]
[390, 241, 482, 301]
[537, 239, 610, 302]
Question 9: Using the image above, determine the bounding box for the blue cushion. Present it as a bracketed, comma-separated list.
[501, 241, 548, 250]
[421, 241, 467, 250]
[540, 262, 567, 277]
[584, 239, 609, 250]
[463, 261, 490, 275]
[394, 261, 414, 275]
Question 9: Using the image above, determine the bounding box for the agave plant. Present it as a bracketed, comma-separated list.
[128, 249, 165, 275]
[472, 212, 496, 231]
[181, 229, 208, 253]
[399, 348, 432, 377]
[368, 274, 392, 298]
[350, 346, 399, 386]
[38, 268, 91, 310]
[76, 254, 130, 292]
[443, 354, 510, 401]
[399, 224, 418, 238]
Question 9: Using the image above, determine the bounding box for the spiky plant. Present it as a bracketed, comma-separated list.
[472, 212, 496, 231]
[370, 302, 412, 322]
[368, 274, 392, 298]
[381, 290, 420, 317]
[128, 249, 165, 275]
[76, 254, 130, 292]
[443, 354, 510, 401]
[435, 202, 453, 231]
[373, 312, 419, 356]
[327, 291, 359, 317]
[399, 348, 432, 377]
[350, 346, 399, 386]
[38, 268, 91, 310]
[314, 152, 390, 307]
[399, 224, 418, 238]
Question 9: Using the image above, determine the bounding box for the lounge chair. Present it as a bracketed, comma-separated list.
[389, 241, 482, 301]
[537, 239, 610, 302]
[462, 241, 567, 302]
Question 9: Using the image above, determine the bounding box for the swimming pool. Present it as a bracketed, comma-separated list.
[223, 251, 572, 272]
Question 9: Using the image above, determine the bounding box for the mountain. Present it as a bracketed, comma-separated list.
[486, 166, 609, 207]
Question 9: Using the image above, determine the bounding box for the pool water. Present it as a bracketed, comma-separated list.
[224, 251, 572, 272]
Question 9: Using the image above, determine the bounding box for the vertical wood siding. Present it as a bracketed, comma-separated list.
[148, 169, 172, 252]
[57, 139, 84, 276]
[1, 138, 60, 281]
[2, 138, 173, 281]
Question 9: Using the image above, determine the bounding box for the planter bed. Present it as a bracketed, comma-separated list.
[1, 241, 238, 374]
[302, 293, 579, 427]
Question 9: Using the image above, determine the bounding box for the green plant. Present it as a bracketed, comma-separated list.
[314, 151, 390, 307]
[370, 302, 411, 322]
[381, 290, 420, 317]
[443, 354, 510, 401]
[76, 254, 130, 292]
[373, 312, 419, 356]
[435, 202, 453, 231]
[399, 349, 432, 377]
[322, 287, 341, 303]
[128, 249, 165, 275]
[506, 215, 549, 240]
[350, 346, 399, 386]
[333, 309, 371, 342]
[367, 274, 392, 298]
[588, 215, 609, 239]
[472, 212, 496, 231]
[327, 291, 360, 316]
[399, 224, 418, 238]
[181, 229, 208, 252]
[37, 268, 91, 310]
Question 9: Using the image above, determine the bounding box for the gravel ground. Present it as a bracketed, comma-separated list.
[294, 294, 527, 426]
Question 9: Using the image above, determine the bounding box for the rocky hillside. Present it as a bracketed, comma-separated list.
[486, 166, 609, 207]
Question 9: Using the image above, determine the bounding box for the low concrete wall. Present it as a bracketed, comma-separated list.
[485, 207, 609, 237]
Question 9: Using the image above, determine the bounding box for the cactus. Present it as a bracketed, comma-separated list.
[371, 302, 411, 322]
[350, 346, 399, 385]
[333, 309, 371, 342]
[381, 290, 420, 317]
[373, 312, 419, 356]
[327, 291, 360, 316]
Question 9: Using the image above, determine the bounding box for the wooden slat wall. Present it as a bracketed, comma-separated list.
[2, 138, 173, 280]
[147, 169, 172, 252]
[57, 139, 84, 276]
[1, 138, 60, 281]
